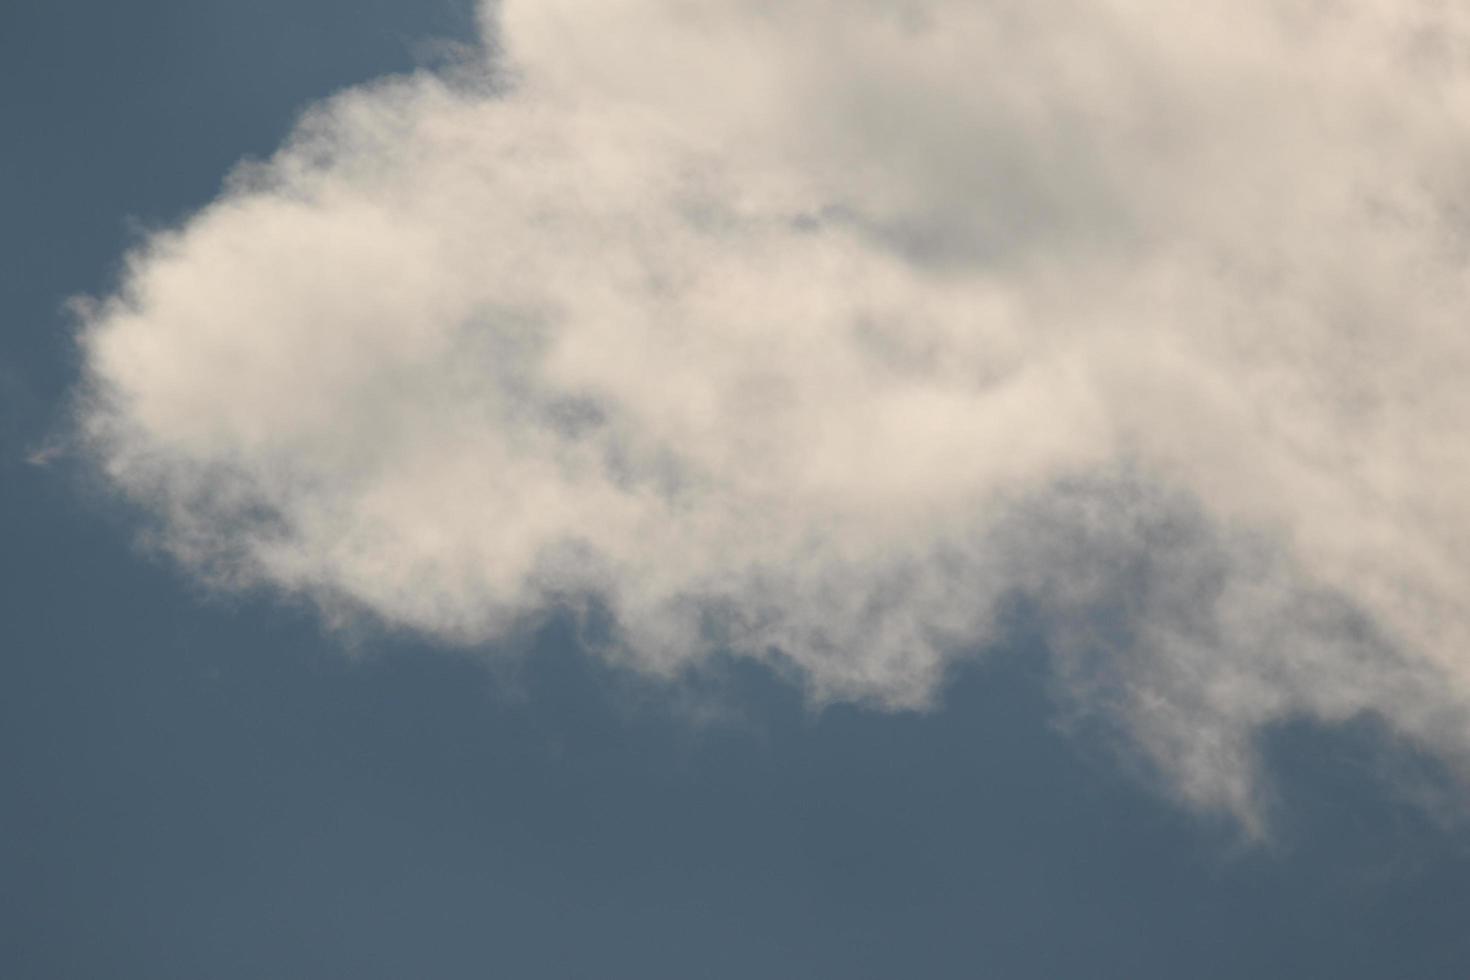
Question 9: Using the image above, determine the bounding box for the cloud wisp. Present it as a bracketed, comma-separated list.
[77, 0, 1470, 826]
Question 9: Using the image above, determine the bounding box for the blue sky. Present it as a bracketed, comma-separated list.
[5, 1, 1470, 976]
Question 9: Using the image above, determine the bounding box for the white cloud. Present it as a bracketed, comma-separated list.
[78, 0, 1470, 826]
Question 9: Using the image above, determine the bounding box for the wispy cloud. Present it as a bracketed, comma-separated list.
[76, 0, 1470, 827]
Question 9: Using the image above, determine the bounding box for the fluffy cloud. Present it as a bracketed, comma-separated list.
[78, 0, 1470, 825]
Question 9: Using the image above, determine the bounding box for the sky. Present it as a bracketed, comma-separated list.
[5, 1, 1470, 977]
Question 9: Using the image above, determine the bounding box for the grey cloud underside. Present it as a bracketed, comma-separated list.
[78, 0, 1470, 825]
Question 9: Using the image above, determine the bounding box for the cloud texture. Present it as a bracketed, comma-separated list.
[79, 0, 1470, 822]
